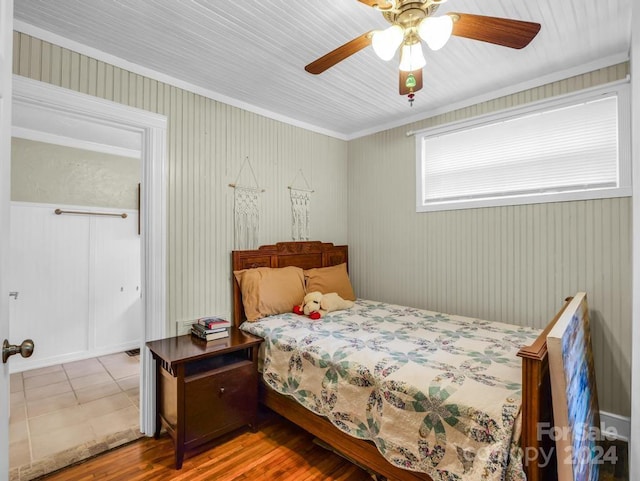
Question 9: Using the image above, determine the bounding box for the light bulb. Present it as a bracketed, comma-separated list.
[372, 25, 404, 61]
[398, 42, 426, 71]
[418, 15, 453, 51]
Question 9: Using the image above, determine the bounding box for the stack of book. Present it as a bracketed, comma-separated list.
[190, 316, 231, 341]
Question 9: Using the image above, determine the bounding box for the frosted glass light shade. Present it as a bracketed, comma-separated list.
[372, 25, 404, 61]
[418, 15, 453, 51]
[399, 42, 426, 71]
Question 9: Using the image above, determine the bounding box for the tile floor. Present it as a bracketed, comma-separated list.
[9, 352, 143, 481]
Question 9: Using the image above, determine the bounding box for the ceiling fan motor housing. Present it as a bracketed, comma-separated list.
[382, 1, 440, 28]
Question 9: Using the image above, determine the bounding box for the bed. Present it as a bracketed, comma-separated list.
[232, 241, 566, 481]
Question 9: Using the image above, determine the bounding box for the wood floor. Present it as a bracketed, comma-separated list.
[36, 407, 629, 481]
[37, 410, 374, 481]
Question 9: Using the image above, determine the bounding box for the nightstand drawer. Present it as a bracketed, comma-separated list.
[184, 360, 257, 445]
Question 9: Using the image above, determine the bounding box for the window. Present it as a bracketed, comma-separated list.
[415, 83, 631, 212]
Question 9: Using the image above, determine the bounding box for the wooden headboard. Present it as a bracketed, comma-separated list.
[231, 241, 349, 327]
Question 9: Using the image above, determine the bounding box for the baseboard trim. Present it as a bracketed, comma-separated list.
[600, 410, 630, 441]
[8, 341, 140, 374]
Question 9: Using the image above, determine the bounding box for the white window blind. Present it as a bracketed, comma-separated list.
[416, 83, 630, 212]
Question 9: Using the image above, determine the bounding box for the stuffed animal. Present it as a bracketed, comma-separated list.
[293, 291, 354, 320]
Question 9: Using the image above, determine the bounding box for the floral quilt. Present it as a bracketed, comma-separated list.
[240, 299, 541, 481]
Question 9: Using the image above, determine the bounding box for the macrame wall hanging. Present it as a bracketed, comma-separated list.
[229, 157, 264, 250]
[288, 169, 313, 241]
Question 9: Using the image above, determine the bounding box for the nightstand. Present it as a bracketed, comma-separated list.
[146, 328, 263, 469]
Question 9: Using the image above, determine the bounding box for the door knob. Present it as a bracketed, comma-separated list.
[2, 339, 35, 364]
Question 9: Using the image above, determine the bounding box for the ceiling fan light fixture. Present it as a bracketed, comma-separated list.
[418, 15, 453, 51]
[371, 24, 404, 60]
[399, 42, 426, 72]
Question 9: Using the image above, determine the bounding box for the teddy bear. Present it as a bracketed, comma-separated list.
[293, 291, 354, 320]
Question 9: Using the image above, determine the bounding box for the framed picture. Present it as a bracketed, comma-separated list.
[547, 292, 600, 481]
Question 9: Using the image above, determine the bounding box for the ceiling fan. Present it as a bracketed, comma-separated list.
[304, 0, 541, 105]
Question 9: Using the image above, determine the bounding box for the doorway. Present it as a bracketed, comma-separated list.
[5, 76, 168, 478]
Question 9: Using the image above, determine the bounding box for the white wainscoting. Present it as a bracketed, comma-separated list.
[8, 202, 141, 372]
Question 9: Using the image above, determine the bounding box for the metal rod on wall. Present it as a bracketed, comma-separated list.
[54, 208, 128, 219]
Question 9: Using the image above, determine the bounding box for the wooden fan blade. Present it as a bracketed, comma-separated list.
[356, 0, 395, 10]
[450, 13, 541, 49]
[305, 31, 373, 74]
[399, 70, 423, 95]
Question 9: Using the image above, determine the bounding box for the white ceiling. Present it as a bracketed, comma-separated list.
[13, 0, 632, 140]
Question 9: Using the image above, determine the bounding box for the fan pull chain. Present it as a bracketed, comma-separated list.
[406, 73, 416, 107]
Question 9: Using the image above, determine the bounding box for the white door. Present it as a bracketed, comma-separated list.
[8, 206, 91, 370]
[93, 214, 142, 351]
[0, 0, 14, 477]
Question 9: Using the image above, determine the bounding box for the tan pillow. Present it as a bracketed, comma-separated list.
[234, 266, 305, 322]
[304, 263, 356, 301]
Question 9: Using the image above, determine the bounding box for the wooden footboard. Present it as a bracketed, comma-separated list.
[516, 297, 571, 481]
